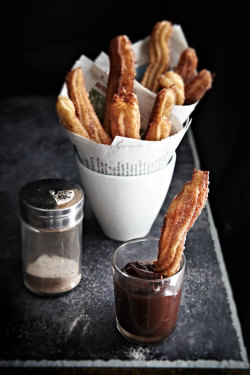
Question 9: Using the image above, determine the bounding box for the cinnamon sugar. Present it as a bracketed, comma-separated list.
[25, 255, 81, 295]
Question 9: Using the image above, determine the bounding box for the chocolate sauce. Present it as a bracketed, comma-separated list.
[114, 261, 182, 342]
[122, 261, 162, 279]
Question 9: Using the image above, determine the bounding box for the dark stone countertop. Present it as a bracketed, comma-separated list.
[0, 96, 249, 371]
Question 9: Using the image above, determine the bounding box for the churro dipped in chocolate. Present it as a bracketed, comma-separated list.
[66, 68, 111, 144]
[110, 88, 141, 139]
[56, 96, 90, 139]
[154, 169, 209, 276]
[145, 88, 175, 141]
[103, 35, 135, 135]
[141, 21, 172, 93]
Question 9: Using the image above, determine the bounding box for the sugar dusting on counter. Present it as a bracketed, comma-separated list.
[127, 346, 150, 361]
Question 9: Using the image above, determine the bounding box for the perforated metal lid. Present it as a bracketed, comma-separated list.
[19, 179, 84, 229]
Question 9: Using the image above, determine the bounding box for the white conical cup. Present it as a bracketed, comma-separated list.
[76, 152, 176, 241]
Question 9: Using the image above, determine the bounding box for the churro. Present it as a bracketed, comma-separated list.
[66, 68, 111, 144]
[56, 96, 90, 139]
[110, 89, 141, 139]
[141, 21, 172, 93]
[154, 169, 209, 276]
[103, 35, 135, 135]
[145, 117, 171, 141]
[174, 48, 198, 85]
[184, 69, 213, 105]
[145, 87, 175, 141]
[158, 71, 185, 105]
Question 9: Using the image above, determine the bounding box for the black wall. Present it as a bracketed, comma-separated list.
[1, 0, 249, 351]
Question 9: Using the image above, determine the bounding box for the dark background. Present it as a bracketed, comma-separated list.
[1, 0, 249, 356]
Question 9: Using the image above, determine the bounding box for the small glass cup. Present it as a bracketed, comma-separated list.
[112, 237, 185, 344]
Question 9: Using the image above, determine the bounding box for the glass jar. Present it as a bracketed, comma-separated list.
[112, 237, 185, 344]
[19, 179, 84, 296]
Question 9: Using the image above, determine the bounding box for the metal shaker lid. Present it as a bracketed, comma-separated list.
[19, 179, 84, 229]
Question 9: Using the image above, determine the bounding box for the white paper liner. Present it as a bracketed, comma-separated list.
[58, 24, 195, 176]
[68, 116, 191, 176]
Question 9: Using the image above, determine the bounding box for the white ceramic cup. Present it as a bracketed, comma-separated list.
[76, 152, 176, 241]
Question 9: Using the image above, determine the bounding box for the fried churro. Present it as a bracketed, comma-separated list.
[145, 117, 171, 141]
[184, 69, 213, 105]
[158, 71, 185, 105]
[151, 87, 176, 120]
[141, 21, 172, 93]
[110, 89, 141, 139]
[154, 169, 209, 276]
[174, 48, 213, 104]
[174, 48, 198, 85]
[56, 96, 90, 139]
[103, 35, 135, 135]
[66, 67, 112, 144]
[145, 88, 175, 141]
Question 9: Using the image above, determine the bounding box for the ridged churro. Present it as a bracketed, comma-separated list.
[154, 169, 209, 276]
[110, 89, 141, 139]
[145, 88, 175, 141]
[158, 71, 185, 105]
[145, 117, 171, 141]
[56, 96, 90, 139]
[184, 69, 213, 105]
[66, 68, 111, 144]
[174, 48, 198, 85]
[141, 21, 172, 93]
[103, 35, 135, 135]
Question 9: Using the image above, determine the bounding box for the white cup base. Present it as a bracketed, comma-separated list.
[76, 152, 176, 241]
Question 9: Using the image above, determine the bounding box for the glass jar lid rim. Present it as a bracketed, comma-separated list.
[19, 179, 84, 228]
[19, 178, 84, 212]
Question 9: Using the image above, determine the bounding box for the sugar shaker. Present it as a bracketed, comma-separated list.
[19, 179, 84, 296]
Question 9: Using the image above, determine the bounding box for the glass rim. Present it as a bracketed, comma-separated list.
[112, 236, 186, 283]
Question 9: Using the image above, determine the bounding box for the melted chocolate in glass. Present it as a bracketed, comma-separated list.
[115, 261, 182, 341]
[122, 261, 163, 280]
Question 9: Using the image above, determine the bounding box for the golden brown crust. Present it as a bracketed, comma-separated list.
[56, 96, 90, 139]
[103, 35, 135, 135]
[158, 71, 185, 105]
[152, 87, 176, 120]
[145, 88, 175, 141]
[184, 69, 213, 105]
[174, 48, 198, 85]
[163, 169, 209, 276]
[66, 68, 111, 144]
[145, 117, 171, 141]
[154, 169, 209, 276]
[110, 89, 141, 139]
[189, 169, 209, 228]
[155, 183, 199, 273]
[174, 48, 213, 105]
[141, 21, 172, 93]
